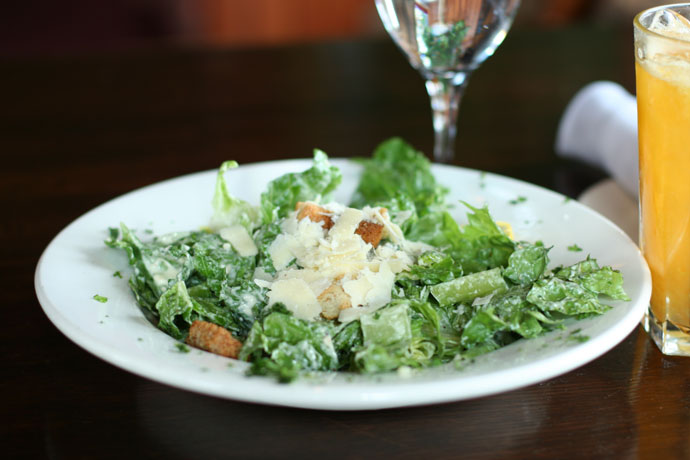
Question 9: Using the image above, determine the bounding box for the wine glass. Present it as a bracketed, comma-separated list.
[375, 0, 520, 163]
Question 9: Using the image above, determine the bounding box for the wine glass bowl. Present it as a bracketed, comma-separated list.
[375, 0, 520, 163]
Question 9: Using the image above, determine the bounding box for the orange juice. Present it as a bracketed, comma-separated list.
[635, 5, 690, 355]
[636, 60, 690, 331]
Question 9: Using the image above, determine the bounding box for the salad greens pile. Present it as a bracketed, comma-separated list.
[106, 138, 629, 382]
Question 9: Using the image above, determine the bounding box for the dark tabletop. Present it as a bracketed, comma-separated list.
[3, 22, 689, 460]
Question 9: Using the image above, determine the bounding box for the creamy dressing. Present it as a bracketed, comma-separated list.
[147, 256, 184, 292]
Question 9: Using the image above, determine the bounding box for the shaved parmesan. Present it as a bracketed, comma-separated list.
[219, 225, 258, 257]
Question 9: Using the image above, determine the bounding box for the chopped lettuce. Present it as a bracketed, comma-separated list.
[106, 226, 261, 340]
[349, 137, 448, 215]
[460, 286, 558, 349]
[355, 303, 436, 373]
[252, 221, 282, 277]
[107, 138, 629, 383]
[503, 242, 550, 286]
[449, 203, 516, 274]
[360, 303, 412, 347]
[527, 277, 611, 317]
[209, 161, 260, 232]
[554, 258, 630, 301]
[406, 204, 515, 274]
[260, 150, 342, 224]
[407, 251, 463, 285]
[239, 310, 339, 382]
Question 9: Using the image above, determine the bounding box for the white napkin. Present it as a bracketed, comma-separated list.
[555, 81, 639, 198]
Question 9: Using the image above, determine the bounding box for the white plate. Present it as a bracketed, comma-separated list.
[35, 159, 651, 410]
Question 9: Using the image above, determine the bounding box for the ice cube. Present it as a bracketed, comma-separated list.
[648, 8, 690, 42]
[643, 7, 690, 88]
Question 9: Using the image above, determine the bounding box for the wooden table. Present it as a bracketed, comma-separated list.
[4, 24, 689, 459]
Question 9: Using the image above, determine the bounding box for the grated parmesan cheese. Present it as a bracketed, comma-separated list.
[262, 202, 431, 322]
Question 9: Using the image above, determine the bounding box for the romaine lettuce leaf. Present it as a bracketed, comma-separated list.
[351, 303, 430, 373]
[190, 233, 255, 292]
[156, 280, 249, 340]
[360, 303, 412, 347]
[352, 303, 442, 373]
[332, 320, 364, 367]
[353, 339, 435, 374]
[209, 161, 260, 232]
[239, 311, 339, 382]
[252, 221, 282, 277]
[459, 286, 560, 349]
[503, 242, 550, 286]
[458, 202, 507, 239]
[106, 224, 193, 305]
[405, 210, 463, 249]
[260, 150, 342, 224]
[554, 258, 630, 301]
[449, 203, 515, 273]
[349, 137, 447, 215]
[156, 280, 195, 339]
[526, 277, 611, 317]
[406, 205, 515, 274]
[106, 225, 159, 312]
[406, 251, 463, 286]
[108, 227, 260, 339]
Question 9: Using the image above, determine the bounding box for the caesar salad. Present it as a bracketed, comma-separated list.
[106, 138, 629, 382]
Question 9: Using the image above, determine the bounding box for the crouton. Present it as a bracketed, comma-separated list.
[295, 201, 334, 229]
[318, 283, 352, 320]
[355, 220, 384, 247]
[296, 202, 385, 246]
[186, 320, 242, 358]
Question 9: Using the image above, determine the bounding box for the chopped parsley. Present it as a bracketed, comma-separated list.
[568, 329, 590, 343]
[175, 343, 190, 353]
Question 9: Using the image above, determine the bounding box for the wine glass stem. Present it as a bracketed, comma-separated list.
[425, 74, 469, 163]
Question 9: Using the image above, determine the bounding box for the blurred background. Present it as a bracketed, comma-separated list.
[0, 0, 668, 192]
[0, 0, 672, 55]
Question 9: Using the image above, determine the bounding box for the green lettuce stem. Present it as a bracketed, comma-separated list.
[430, 267, 508, 307]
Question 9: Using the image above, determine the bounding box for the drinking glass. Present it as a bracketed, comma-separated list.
[635, 4, 690, 356]
[375, 0, 520, 163]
